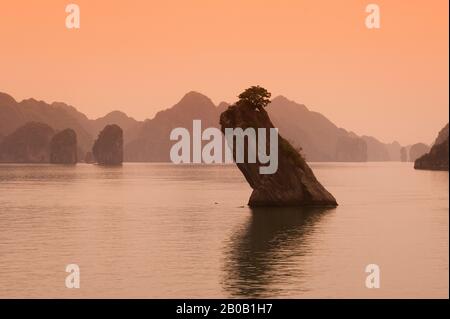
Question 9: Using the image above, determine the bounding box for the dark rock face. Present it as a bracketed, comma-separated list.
[434, 123, 449, 146]
[409, 143, 430, 162]
[50, 129, 77, 164]
[414, 124, 449, 171]
[0, 122, 54, 163]
[92, 124, 123, 165]
[220, 101, 337, 207]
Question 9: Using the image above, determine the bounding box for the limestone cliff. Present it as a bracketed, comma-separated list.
[92, 124, 123, 165]
[220, 100, 337, 207]
[0, 122, 54, 163]
[414, 124, 449, 171]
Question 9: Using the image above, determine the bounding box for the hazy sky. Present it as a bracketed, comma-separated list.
[0, 0, 448, 145]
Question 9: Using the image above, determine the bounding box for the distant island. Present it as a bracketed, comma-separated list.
[0, 91, 433, 163]
[414, 124, 449, 171]
[220, 86, 337, 207]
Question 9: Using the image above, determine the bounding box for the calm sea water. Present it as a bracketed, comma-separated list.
[0, 163, 448, 298]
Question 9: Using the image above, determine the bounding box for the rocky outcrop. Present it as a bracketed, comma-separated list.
[50, 129, 77, 164]
[0, 122, 54, 163]
[92, 124, 123, 165]
[220, 100, 337, 207]
[409, 143, 430, 162]
[414, 124, 449, 171]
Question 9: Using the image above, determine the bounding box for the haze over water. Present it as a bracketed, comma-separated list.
[0, 163, 448, 298]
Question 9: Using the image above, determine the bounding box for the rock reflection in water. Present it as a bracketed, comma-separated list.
[222, 206, 334, 298]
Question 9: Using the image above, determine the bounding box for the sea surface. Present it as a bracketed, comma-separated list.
[0, 163, 448, 298]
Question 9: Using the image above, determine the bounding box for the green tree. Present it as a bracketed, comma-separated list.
[238, 86, 271, 111]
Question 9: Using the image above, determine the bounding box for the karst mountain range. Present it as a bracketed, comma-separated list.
[0, 91, 431, 163]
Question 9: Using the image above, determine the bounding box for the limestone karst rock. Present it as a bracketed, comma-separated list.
[50, 129, 77, 164]
[92, 124, 123, 165]
[414, 124, 449, 171]
[400, 147, 407, 162]
[0, 122, 54, 163]
[2, 90, 403, 163]
[219, 99, 337, 207]
[409, 143, 430, 162]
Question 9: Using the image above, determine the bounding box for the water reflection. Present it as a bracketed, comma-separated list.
[222, 206, 334, 298]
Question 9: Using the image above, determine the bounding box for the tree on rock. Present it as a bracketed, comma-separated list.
[238, 86, 271, 111]
[92, 124, 123, 165]
[50, 129, 77, 164]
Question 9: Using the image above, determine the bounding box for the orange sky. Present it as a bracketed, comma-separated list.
[0, 0, 448, 145]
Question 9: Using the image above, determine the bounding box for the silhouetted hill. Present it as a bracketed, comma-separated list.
[434, 123, 449, 146]
[415, 124, 449, 171]
[125, 91, 219, 161]
[0, 92, 143, 159]
[409, 143, 430, 162]
[220, 96, 337, 206]
[92, 111, 142, 144]
[1, 91, 405, 163]
[0, 93, 93, 156]
[362, 136, 389, 161]
[267, 96, 368, 161]
[0, 122, 55, 163]
[93, 124, 123, 165]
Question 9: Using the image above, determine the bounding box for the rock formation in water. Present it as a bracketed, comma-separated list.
[219, 87, 337, 207]
[50, 129, 78, 164]
[0, 122, 54, 163]
[0, 92, 144, 161]
[409, 143, 430, 162]
[92, 124, 123, 165]
[414, 124, 449, 171]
